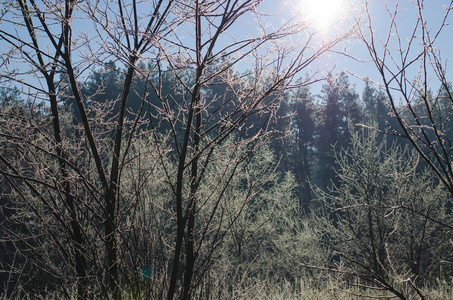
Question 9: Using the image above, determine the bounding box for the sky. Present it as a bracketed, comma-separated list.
[285, 0, 453, 97]
[198, 0, 453, 98]
[1, 0, 452, 101]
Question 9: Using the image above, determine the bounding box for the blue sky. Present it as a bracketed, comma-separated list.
[309, 0, 453, 97]
[1, 0, 451, 101]
[239, 0, 453, 97]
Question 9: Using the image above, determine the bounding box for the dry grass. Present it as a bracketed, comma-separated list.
[3, 277, 453, 299]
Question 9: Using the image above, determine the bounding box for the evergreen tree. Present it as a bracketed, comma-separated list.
[0, 86, 21, 107]
[316, 74, 342, 189]
[375, 89, 390, 132]
[362, 79, 377, 125]
[269, 92, 292, 173]
[316, 72, 362, 190]
[361, 79, 392, 140]
[337, 72, 361, 141]
[292, 86, 315, 209]
[317, 75, 340, 189]
[82, 61, 123, 106]
[436, 82, 453, 143]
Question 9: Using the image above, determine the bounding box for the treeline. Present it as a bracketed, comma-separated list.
[66, 62, 401, 203]
[2, 61, 452, 299]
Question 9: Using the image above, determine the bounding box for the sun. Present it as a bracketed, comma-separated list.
[298, 0, 345, 30]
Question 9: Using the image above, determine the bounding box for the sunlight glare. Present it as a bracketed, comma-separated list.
[298, 0, 345, 30]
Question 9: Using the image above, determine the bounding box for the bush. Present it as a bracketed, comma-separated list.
[315, 127, 453, 299]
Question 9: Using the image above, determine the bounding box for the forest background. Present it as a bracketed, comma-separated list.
[1, 0, 453, 299]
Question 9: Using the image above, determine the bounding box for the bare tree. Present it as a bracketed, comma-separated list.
[1, 0, 177, 297]
[357, 0, 453, 198]
[0, 0, 348, 298]
[315, 128, 452, 300]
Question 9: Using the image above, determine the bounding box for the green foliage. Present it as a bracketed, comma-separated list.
[0, 86, 20, 107]
[315, 72, 362, 190]
[290, 86, 316, 208]
[361, 79, 389, 131]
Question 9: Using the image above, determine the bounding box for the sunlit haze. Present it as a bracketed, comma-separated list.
[298, 0, 346, 29]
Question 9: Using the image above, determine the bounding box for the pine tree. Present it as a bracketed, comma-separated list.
[337, 72, 362, 142]
[315, 72, 362, 190]
[292, 86, 315, 209]
[316, 74, 343, 189]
